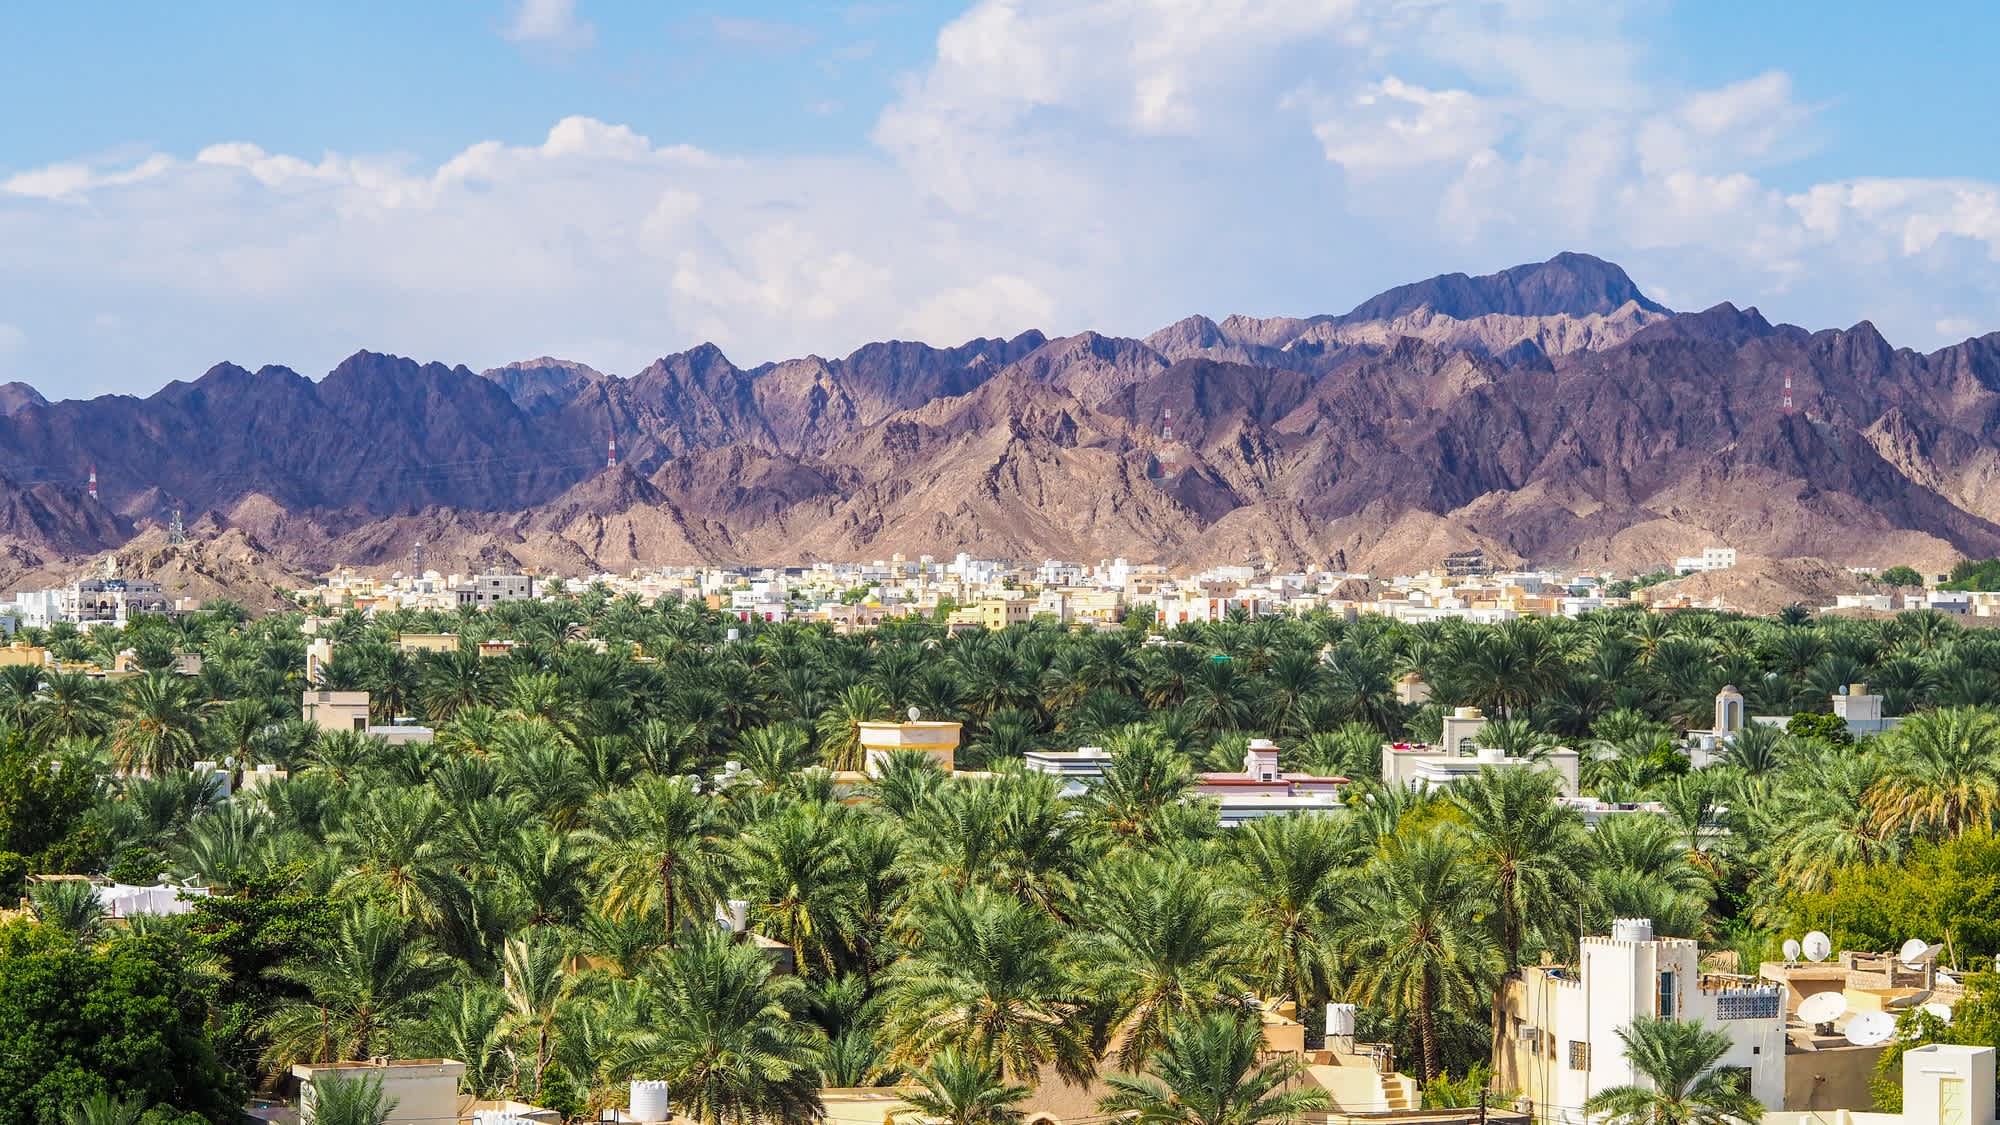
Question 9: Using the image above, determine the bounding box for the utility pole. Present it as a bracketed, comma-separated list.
[1478, 1087, 1487, 1124]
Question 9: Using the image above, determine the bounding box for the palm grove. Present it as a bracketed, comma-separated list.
[5, 593, 2000, 1123]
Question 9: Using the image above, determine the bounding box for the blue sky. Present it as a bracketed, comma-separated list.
[4, 1, 1999, 396]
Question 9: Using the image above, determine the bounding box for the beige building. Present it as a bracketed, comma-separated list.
[0, 642, 48, 667]
[396, 632, 459, 654]
[1767, 1044, 1994, 1125]
[303, 690, 370, 734]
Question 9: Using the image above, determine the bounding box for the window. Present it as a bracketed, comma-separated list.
[1568, 1040, 1590, 1072]
[1657, 971, 1676, 1018]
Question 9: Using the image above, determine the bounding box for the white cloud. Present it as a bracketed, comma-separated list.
[504, 0, 594, 51]
[900, 275, 1057, 345]
[2, 153, 174, 200]
[1303, 77, 1507, 172]
[5, 0, 2000, 398]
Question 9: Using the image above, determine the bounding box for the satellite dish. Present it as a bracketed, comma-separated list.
[1783, 939, 1802, 962]
[1922, 1002, 1955, 1024]
[907, 706, 922, 722]
[1797, 992, 1846, 1026]
[1940, 971, 1959, 986]
[1803, 931, 1833, 963]
[1845, 1011, 1897, 1047]
[1886, 989, 1932, 1010]
[1900, 939, 1943, 968]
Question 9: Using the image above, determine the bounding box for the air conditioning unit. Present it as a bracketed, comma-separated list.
[1517, 1024, 1540, 1046]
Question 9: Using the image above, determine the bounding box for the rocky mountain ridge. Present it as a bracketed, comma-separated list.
[4, 252, 1998, 592]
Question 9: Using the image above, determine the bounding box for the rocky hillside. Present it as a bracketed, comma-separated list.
[4, 252, 1998, 585]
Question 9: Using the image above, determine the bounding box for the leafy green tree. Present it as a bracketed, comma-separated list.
[1097, 1011, 1330, 1125]
[0, 733, 103, 870]
[1877, 565, 1926, 588]
[0, 922, 244, 1124]
[1581, 1016, 1762, 1124]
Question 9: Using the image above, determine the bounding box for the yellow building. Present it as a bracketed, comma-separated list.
[396, 632, 459, 654]
[857, 719, 962, 776]
[978, 598, 1032, 631]
[0, 642, 48, 667]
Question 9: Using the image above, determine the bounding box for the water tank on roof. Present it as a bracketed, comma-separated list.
[631, 1079, 672, 1123]
[1611, 918, 1655, 943]
[1325, 1002, 1356, 1038]
[1476, 747, 1506, 764]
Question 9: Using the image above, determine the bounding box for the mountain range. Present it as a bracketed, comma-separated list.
[4, 251, 1999, 598]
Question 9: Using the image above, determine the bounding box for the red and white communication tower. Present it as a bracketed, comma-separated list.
[1782, 371, 1794, 412]
[607, 432, 619, 469]
[87, 464, 98, 501]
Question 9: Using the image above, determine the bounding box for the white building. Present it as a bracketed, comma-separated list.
[455, 572, 537, 607]
[1831, 682, 1900, 737]
[1380, 707, 1581, 795]
[1194, 738, 1347, 827]
[1023, 746, 1115, 795]
[1501, 919, 1786, 1124]
[1674, 547, 1739, 574]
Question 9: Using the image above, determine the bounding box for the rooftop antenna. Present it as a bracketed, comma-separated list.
[166, 507, 186, 545]
[87, 463, 98, 502]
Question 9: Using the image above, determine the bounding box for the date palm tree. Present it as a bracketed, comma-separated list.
[733, 801, 860, 976]
[1338, 834, 1498, 1080]
[1582, 1016, 1763, 1124]
[1231, 812, 1355, 1029]
[1449, 767, 1590, 1087]
[1097, 1011, 1329, 1125]
[60, 1092, 147, 1125]
[903, 1048, 1031, 1125]
[302, 1072, 396, 1125]
[1079, 857, 1253, 1072]
[1867, 706, 2000, 839]
[111, 670, 206, 774]
[880, 885, 1094, 1084]
[816, 683, 893, 771]
[263, 902, 448, 1067]
[616, 924, 825, 1125]
[587, 774, 733, 932]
